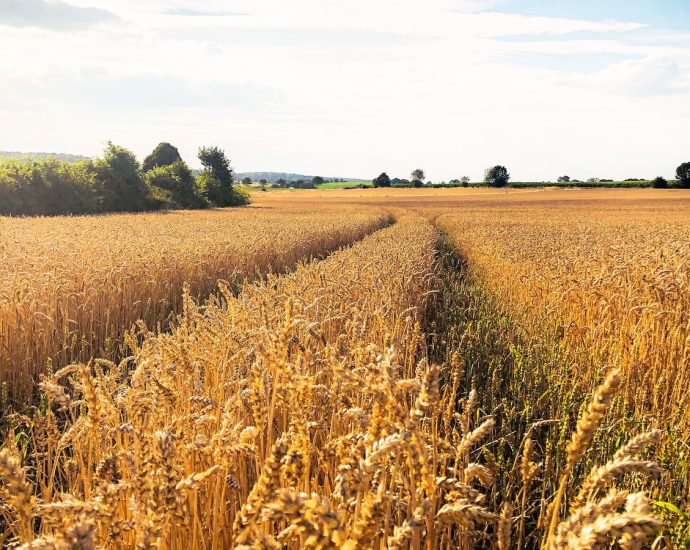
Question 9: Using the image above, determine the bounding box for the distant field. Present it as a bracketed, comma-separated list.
[317, 180, 372, 189]
[244, 179, 683, 191]
[310, 179, 673, 190]
[508, 179, 664, 188]
[436, 180, 678, 188]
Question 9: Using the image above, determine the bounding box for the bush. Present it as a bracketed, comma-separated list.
[373, 172, 391, 188]
[145, 161, 207, 209]
[95, 142, 152, 212]
[0, 159, 101, 216]
[652, 176, 668, 189]
[290, 180, 316, 189]
[229, 185, 250, 205]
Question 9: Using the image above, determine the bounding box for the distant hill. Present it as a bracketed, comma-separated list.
[236, 171, 366, 183]
[0, 151, 92, 163]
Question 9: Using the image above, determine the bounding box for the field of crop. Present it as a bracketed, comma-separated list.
[1, 188, 689, 549]
[432, 194, 690, 546]
[316, 181, 372, 189]
[0, 206, 391, 404]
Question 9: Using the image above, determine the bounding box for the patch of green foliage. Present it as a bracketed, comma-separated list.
[0, 142, 248, 216]
[317, 180, 372, 189]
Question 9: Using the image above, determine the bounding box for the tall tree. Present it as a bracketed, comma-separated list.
[197, 146, 234, 206]
[411, 168, 425, 180]
[142, 142, 182, 173]
[484, 165, 510, 187]
[198, 146, 233, 188]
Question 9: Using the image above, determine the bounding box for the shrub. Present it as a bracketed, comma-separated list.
[372, 172, 391, 188]
[145, 161, 207, 209]
[0, 159, 101, 216]
[652, 176, 668, 188]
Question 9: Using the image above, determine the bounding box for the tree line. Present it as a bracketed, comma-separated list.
[0, 142, 248, 216]
[372, 162, 690, 189]
[372, 167, 508, 188]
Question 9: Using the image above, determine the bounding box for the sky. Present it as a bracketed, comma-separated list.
[1, 0, 689, 181]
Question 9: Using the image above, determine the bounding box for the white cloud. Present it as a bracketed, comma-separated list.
[0, 0, 118, 31]
[1, 0, 689, 180]
[163, 7, 248, 17]
[563, 55, 690, 96]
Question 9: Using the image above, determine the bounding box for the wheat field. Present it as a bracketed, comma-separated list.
[1, 188, 689, 548]
[0, 206, 391, 404]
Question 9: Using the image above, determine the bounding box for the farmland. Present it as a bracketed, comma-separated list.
[316, 180, 372, 189]
[0, 206, 391, 404]
[1, 187, 689, 548]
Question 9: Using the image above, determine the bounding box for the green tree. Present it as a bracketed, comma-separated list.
[96, 142, 151, 211]
[676, 162, 690, 188]
[142, 142, 182, 173]
[372, 172, 391, 188]
[242, 177, 252, 185]
[652, 176, 668, 189]
[312, 176, 324, 186]
[557, 175, 570, 183]
[484, 165, 510, 187]
[198, 146, 233, 187]
[411, 168, 425, 187]
[197, 146, 240, 206]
